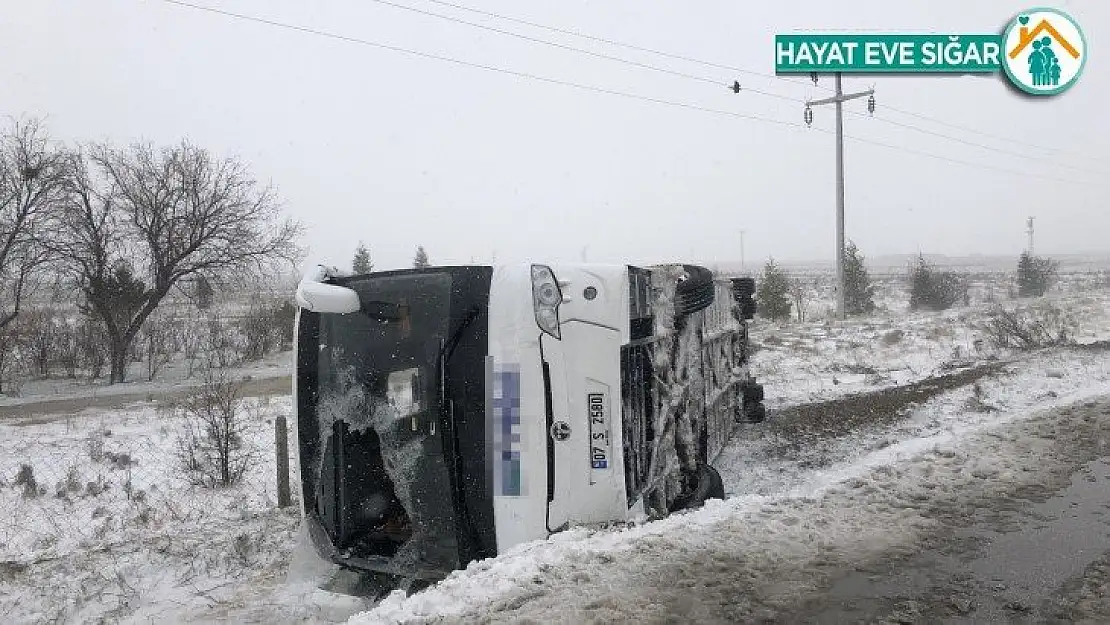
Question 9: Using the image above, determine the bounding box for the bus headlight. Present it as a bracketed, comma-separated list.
[531, 264, 562, 339]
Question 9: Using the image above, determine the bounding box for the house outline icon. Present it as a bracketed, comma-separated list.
[1009, 17, 1081, 60]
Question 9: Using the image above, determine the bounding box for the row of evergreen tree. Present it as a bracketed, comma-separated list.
[350, 242, 430, 274]
[755, 243, 1058, 322]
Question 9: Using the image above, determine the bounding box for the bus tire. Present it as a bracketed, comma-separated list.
[670, 463, 725, 512]
[743, 402, 766, 424]
[743, 382, 765, 404]
[675, 265, 715, 316]
[731, 277, 755, 299]
[705, 463, 725, 501]
[740, 299, 757, 320]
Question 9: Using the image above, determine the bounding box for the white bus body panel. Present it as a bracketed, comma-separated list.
[543, 263, 630, 529]
[486, 264, 550, 551]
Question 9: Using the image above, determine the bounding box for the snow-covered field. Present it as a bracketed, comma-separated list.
[3, 280, 1110, 623]
[750, 290, 1110, 409]
[0, 395, 302, 623]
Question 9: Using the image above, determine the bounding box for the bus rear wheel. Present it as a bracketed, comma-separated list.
[675, 265, 716, 316]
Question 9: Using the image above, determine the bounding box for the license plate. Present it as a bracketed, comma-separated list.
[588, 392, 610, 469]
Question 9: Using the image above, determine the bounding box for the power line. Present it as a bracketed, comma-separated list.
[384, 0, 1110, 176]
[157, 1, 1109, 191]
[364, 0, 726, 88]
[420, 0, 820, 91]
[157, 0, 800, 128]
[842, 131, 1104, 188]
[844, 110, 1110, 176]
[879, 102, 1104, 161]
[421, 0, 1105, 165]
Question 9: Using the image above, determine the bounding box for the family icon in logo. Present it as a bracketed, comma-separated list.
[1001, 8, 1086, 95]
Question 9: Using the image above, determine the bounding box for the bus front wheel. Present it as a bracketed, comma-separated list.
[670, 463, 726, 512]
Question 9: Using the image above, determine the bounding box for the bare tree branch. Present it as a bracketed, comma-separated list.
[54, 139, 304, 383]
[0, 117, 69, 331]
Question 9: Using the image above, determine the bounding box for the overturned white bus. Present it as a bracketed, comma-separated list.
[292, 262, 765, 588]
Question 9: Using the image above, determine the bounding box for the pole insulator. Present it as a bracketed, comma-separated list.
[867, 94, 876, 115]
[804, 105, 814, 127]
[810, 72, 818, 85]
[732, 80, 741, 94]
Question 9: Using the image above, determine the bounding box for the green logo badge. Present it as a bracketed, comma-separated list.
[1000, 8, 1086, 95]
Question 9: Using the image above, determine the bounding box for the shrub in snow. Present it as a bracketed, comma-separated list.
[237, 299, 295, 362]
[203, 316, 245, 370]
[85, 475, 109, 497]
[843, 241, 876, 316]
[908, 255, 968, 312]
[756, 258, 792, 322]
[1016, 252, 1058, 298]
[14, 464, 39, 498]
[0, 314, 32, 394]
[87, 430, 107, 463]
[413, 245, 430, 269]
[174, 372, 258, 488]
[194, 275, 216, 310]
[352, 241, 373, 274]
[76, 316, 109, 381]
[982, 303, 1077, 351]
[881, 329, 904, 346]
[963, 383, 996, 413]
[23, 308, 62, 377]
[104, 450, 136, 470]
[139, 311, 176, 381]
[54, 465, 83, 499]
[788, 277, 810, 322]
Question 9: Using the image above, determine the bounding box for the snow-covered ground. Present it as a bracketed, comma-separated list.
[0, 395, 302, 623]
[352, 345, 1110, 624]
[3, 285, 1110, 623]
[750, 290, 1110, 409]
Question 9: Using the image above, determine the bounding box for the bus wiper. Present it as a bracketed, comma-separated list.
[441, 305, 481, 363]
[437, 304, 481, 408]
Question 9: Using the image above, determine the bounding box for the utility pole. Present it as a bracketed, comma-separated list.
[805, 72, 875, 320]
[1026, 216, 1035, 255]
[739, 230, 746, 273]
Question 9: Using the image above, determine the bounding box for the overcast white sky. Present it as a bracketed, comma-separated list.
[2, 0, 1105, 271]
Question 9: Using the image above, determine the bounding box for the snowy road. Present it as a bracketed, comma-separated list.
[353, 346, 1110, 625]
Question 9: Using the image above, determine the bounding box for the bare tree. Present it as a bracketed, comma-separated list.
[0, 118, 68, 331]
[55, 141, 303, 383]
[789, 277, 808, 323]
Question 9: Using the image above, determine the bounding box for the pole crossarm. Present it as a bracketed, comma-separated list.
[807, 88, 874, 107]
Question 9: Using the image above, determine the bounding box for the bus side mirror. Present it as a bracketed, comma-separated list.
[296, 278, 361, 314]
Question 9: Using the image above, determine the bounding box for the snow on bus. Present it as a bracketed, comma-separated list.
[291, 262, 765, 592]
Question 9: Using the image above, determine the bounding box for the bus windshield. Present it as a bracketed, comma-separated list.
[310, 271, 461, 572]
